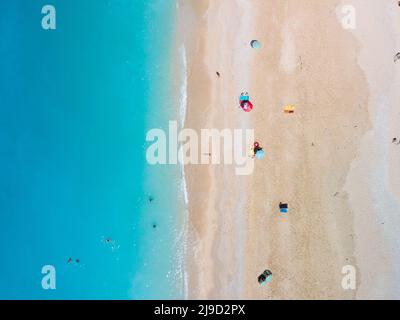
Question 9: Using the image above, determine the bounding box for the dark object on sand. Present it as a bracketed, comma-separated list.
[253, 142, 262, 155]
[253, 142, 265, 159]
[394, 52, 400, 63]
[279, 202, 288, 213]
[216, 71, 220, 77]
[258, 270, 273, 285]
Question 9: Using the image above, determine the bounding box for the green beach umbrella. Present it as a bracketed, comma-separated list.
[250, 40, 262, 49]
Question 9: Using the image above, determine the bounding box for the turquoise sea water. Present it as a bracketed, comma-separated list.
[0, 0, 183, 299]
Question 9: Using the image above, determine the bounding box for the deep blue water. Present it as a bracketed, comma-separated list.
[0, 0, 181, 299]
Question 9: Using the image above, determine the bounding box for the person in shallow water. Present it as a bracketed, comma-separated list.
[67, 257, 80, 265]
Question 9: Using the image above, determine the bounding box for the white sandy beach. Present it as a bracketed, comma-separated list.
[178, 0, 400, 299]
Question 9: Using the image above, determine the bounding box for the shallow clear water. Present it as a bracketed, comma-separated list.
[0, 0, 182, 299]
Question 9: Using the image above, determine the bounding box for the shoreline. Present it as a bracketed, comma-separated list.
[180, 0, 400, 299]
[176, 0, 213, 299]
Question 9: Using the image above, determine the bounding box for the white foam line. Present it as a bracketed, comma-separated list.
[178, 45, 189, 296]
[179, 45, 188, 129]
[179, 143, 189, 299]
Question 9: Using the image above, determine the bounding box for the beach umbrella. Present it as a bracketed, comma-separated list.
[250, 40, 261, 49]
[258, 269, 273, 285]
[240, 100, 253, 112]
[256, 149, 265, 159]
[279, 202, 289, 214]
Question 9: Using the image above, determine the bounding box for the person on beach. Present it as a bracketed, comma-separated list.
[253, 142, 263, 157]
[105, 237, 112, 243]
[240, 92, 249, 101]
[239, 92, 254, 112]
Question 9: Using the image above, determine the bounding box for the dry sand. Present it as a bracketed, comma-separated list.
[343, 0, 400, 299]
[178, 0, 400, 299]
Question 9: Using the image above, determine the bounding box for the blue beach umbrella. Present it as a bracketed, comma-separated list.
[256, 149, 265, 159]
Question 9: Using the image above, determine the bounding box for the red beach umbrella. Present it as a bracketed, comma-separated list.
[240, 100, 253, 112]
